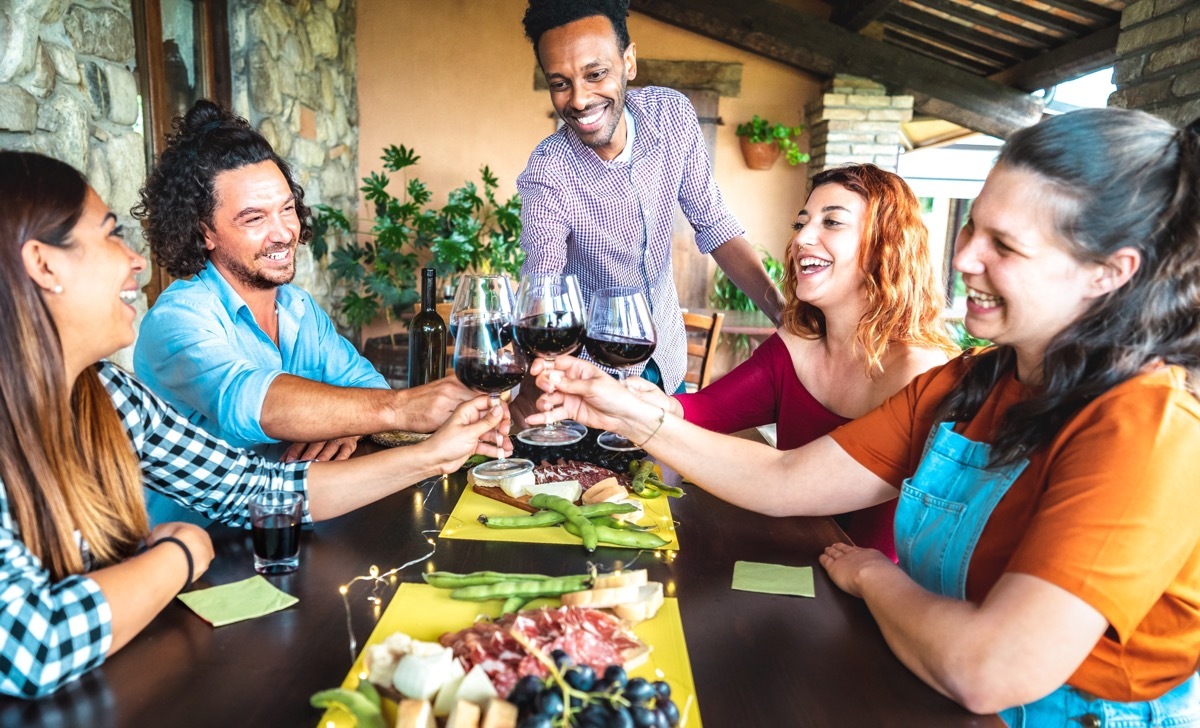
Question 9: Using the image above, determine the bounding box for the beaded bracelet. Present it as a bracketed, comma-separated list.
[635, 407, 668, 448]
[155, 536, 194, 593]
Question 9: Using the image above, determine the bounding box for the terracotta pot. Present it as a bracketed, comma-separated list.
[739, 137, 780, 170]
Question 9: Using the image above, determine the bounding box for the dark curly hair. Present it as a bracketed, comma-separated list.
[522, 0, 630, 60]
[132, 99, 311, 278]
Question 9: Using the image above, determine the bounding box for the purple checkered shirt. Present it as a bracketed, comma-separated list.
[518, 86, 744, 392]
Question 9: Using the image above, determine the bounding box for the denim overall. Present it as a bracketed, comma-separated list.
[895, 422, 1200, 727]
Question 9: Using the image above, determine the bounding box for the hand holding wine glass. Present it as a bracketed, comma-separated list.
[582, 286, 657, 451]
[513, 274, 588, 446]
[451, 275, 534, 480]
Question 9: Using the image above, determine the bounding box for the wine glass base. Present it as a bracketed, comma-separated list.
[596, 430, 644, 452]
[515, 420, 588, 446]
[471, 458, 535, 481]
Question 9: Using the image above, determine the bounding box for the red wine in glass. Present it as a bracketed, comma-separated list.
[514, 274, 588, 446]
[584, 287, 658, 452]
[582, 333, 655, 368]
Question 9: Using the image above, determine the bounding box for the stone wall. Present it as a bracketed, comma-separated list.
[1111, 0, 1200, 125]
[0, 0, 147, 368]
[228, 0, 359, 313]
[804, 75, 913, 177]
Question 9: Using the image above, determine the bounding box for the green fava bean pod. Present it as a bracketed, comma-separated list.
[563, 519, 670, 550]
[309, 688, 386, 728]
[477, 510, 566, 529]
[422, 571, 554, 589]
[449, 574, 592, 601]
[529, 494, 598, 552]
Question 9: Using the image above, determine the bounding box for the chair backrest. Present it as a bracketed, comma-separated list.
[681, 311, 724, 391]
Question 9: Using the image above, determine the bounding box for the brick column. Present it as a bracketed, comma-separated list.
[1110, 1, 1200, 126]
[804, 75, 913, 177]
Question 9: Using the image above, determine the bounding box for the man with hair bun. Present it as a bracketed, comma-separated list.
[514, 0, 785, 399]
[133, 100, 477, 524]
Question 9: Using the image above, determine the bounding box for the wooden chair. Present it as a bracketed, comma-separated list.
[681, 311, 724, 391]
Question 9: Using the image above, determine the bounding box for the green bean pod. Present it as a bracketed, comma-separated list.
[449, 574, 591, 602]
[309, 688, 386, 728]
[501, 595, 531, 614]
[477, 510, 566, 529]
[563, 519, 670, 550]
[529, 494, 597, 552]
[422, 570, 554, 589]
[590, 515, 652, 531]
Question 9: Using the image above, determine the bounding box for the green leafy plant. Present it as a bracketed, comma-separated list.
[710, 250, 785, 358]
[311, 145, 523, 332]
[735, 115, 810, 166]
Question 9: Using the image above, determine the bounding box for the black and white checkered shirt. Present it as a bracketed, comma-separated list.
[518, 86, 744, 392]
[0, 361, 308, 698]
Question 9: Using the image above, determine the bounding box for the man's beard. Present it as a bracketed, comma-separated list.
[216, 249, 296, 290]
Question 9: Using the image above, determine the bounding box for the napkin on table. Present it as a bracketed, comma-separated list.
[176, 575, 299, 627]
[731, 560, 815, 598]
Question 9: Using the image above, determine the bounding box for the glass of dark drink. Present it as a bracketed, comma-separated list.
[452, 275, 535, 481]
[249, 491, 303, 575]
[583, 286, 658, 451]
[513, 273, 588, 446]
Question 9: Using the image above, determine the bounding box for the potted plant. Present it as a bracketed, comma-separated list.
[710, 249, 785, 359]
[735, 115, 810, 170]
[310, 144, 523, 377]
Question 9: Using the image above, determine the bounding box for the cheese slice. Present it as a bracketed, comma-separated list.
[454, 664, 499, 707]
[396, 699, 436, 728]
[432, 659, 468, 716]
[523, 479, 582, 502]
[481, 699, 519, 728]
[608, 497, 644, 524]
[612, 582, 665, 623]
[497, 471, 536, 499]
[446, 699, 482, 728]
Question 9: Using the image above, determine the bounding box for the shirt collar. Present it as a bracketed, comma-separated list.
[196, 260, 302, 321]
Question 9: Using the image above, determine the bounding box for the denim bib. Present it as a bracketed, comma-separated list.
[896, 422, 1200, 727]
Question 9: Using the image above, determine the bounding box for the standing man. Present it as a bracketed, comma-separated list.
[517, 0, 785, 395]
[133, 100, 475, 521]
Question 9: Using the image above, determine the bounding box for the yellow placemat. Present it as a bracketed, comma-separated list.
[322, 582, 702, 727]
[438, 486, 679, 551]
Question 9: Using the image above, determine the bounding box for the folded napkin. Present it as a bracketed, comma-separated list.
[176, 575, 299, 627]
[731, 561, 815, 598]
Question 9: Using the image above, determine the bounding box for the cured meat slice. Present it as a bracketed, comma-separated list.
[533, 459, 632, 490]
[438, 606, 644, 697]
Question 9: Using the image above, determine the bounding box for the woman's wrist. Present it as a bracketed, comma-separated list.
[154, 536, 194, 593]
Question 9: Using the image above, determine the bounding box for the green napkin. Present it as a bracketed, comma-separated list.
[176, 575, 299, 627]
[732, 561, 815, 598]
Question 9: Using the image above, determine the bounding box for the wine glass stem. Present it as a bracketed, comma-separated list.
[491, 393, 505, 464]
[542, 356, 557, 430]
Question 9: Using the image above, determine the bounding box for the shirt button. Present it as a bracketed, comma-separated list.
[1075, 714, 1101, 728]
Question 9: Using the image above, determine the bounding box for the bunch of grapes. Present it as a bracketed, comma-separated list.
[508, 649, 681, 728]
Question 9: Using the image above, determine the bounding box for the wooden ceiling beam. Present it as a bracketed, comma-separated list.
[628, 0, 1044, 138]
[882, 31, 998, 74]
[1031, 0, 1121, 24]
[975, 0, 1091, 37]
[830, 0, 899, 31]
[886, 15, 1017, 67]
[891, 4, 1030, 61]
[988, 24, 1118, 92]
[915, 0, 1052, 47]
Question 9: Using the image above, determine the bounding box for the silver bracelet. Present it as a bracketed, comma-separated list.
[635, 407, 667, 448]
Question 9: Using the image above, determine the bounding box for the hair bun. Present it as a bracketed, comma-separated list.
[179, 99, 235, 137]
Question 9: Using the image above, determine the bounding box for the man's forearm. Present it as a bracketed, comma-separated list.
[259, 375, 399, 442]
[710, 236, 785, 325]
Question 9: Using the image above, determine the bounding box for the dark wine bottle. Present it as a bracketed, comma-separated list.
[407, 267, 447, 388]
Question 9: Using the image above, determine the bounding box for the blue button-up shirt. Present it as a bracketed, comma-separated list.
[134, 261, 387, 457]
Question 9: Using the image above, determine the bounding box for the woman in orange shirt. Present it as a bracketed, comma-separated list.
[529, 108, 1200, 724]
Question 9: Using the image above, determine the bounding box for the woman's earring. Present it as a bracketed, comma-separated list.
[52, 284, 63, 294]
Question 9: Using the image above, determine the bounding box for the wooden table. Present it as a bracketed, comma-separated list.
[0, 466, 1000, 727]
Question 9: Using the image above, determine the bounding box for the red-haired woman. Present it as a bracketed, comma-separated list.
[632, 164, 958, 558]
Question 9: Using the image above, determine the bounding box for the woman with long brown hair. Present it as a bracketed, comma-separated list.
[632, 164, 958, 557]
[0, 151, 506, 698]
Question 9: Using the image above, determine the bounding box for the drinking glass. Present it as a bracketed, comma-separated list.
[513, 274, 588, 446]
[452, 275, 534, 481]
[250, 491, 303, 575]
[582, 287, 657, 451]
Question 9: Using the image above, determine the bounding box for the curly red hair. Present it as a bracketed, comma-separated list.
[780, 164, 958, 375]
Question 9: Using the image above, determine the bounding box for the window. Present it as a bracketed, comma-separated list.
[132, 0, 230, 302]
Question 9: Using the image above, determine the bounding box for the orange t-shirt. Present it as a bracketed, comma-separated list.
[829, 354, 1200, 701]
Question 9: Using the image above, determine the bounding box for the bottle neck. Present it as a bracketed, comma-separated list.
[420, 269, 436, 310]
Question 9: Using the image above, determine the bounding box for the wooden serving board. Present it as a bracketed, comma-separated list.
[470, 482, 544, 514]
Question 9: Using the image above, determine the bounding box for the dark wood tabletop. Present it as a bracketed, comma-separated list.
[0, 456, 1001, 727]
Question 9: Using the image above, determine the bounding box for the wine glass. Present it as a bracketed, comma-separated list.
[451, 275, 534, 481]
[513, 274, 589, 446]
[582, 287, 658, 452]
